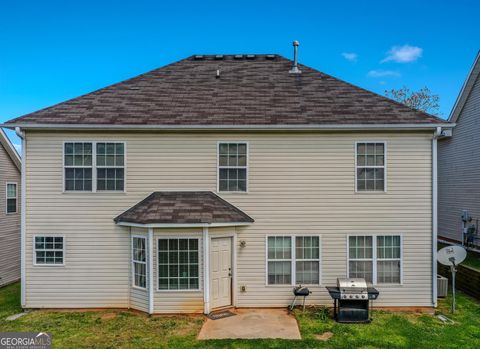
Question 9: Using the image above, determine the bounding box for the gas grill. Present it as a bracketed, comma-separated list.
[326, 278, 379, 323]
[338, 278, 369, 300]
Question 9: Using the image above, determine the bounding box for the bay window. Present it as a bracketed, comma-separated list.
[132, 236, 147, 289]
[158, 238, 200, 290]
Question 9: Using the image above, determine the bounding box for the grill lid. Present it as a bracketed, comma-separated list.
[337, 278, 368, 291]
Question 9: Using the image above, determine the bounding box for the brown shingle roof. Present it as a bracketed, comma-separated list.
[6, 54, 446, 126]
[114, 191, 254, 225]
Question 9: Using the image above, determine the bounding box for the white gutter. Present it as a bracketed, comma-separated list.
[115, 221, 252, 228]
[432, 126, 441, 307]
[15, 127, 26, 308]
[148, 228, 154, 314]
[0, 123, 454, 131]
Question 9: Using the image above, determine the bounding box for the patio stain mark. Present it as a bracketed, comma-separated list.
[198, 308, 301, 340]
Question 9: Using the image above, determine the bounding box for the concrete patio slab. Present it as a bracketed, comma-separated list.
[198, 308, 301, 340]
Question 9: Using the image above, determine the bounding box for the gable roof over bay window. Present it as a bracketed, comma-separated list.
[114, 191, 254, 227]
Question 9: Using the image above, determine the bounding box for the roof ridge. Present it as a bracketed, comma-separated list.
[5, 54, 449, 127]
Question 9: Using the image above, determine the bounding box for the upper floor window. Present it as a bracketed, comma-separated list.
[96, 143, 125, 191]
[64, 142, 125, 192]
[6, 183, 17, 214]
[356, 142, 386, 192]
[218, 142, 248, 192]
[64, 143, 93, 191]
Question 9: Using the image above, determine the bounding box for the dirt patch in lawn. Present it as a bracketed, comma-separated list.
[315, 331, 333, 341]
[100, 312, 117, 320]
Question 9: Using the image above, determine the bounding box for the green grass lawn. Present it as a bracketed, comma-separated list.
[438, 242, 480, 271]
[1, 282, 480, 348]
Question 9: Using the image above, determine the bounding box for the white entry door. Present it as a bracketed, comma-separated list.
[210, 237, 232, 309]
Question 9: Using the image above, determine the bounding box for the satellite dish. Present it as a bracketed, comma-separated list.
[437, 245, 467, 266]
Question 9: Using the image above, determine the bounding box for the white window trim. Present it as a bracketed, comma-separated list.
[216, 141, 249, 194]
[6, 182, 18, 214]
[33, 234, 66, 267]
[131, 234, 147, 290]
[156, 236, 201, 292]
[62, 141, 127, 193]
[354, 141, 387, 193]
[347, 234, 403, 285]
[265, 234, 322, 287]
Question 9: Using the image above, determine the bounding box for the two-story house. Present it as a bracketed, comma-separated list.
[0, 128, 21, 287]
[2, 51, 452, 314]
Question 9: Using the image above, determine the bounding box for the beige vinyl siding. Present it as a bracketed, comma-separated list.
[0, 143, 21, 287]
[24, 130, 433, 310]
[439, 72, 480, 243]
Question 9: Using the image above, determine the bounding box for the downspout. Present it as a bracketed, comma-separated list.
[203, 227, 210, 314]
[432, 126, 441, 307]
[15, 127, 26, 308]
[148, 228, 154, 314]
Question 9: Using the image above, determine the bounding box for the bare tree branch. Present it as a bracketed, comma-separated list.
[384, 86, 440, 116]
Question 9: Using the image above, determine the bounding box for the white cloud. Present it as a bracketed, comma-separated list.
[342, 52, 358, 62]
[367, 70, 401, 78]
[381, 45, 423, 63]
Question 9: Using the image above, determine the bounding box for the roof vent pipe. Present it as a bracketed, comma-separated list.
[289, 40, 302, 74]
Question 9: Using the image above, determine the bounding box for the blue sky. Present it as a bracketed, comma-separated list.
[1, 0, 479, 149]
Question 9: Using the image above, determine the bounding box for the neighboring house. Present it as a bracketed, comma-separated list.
[2, 51, 452, 314]
[438, 52, 480, 247]
[0, 128, 21, 287]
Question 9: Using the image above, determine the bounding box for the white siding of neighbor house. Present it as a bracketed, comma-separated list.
[0, 142, 21, 287]
[439, 72, 480, 243]
[24, 130, 434, 310]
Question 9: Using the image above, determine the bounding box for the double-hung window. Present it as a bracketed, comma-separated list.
[267, 236, 321, 285]
[295, 236, 320, 284]
[132, 236, 147, 289]
[376, 236, 401, 283]
[348, 235, 402, 284]
[218, 142, 248, 192]
[6, 183, 17, 213]
[267, 236, 292, 285]
[356, 142, 386, 192]
[34, 236, 64, 265]
[64, 141, 125, 192]
[348, 236, 374, 282]
[64, 143, 93, 191]
[96, 143, 125, 191]
[158, 238, 200, 290]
